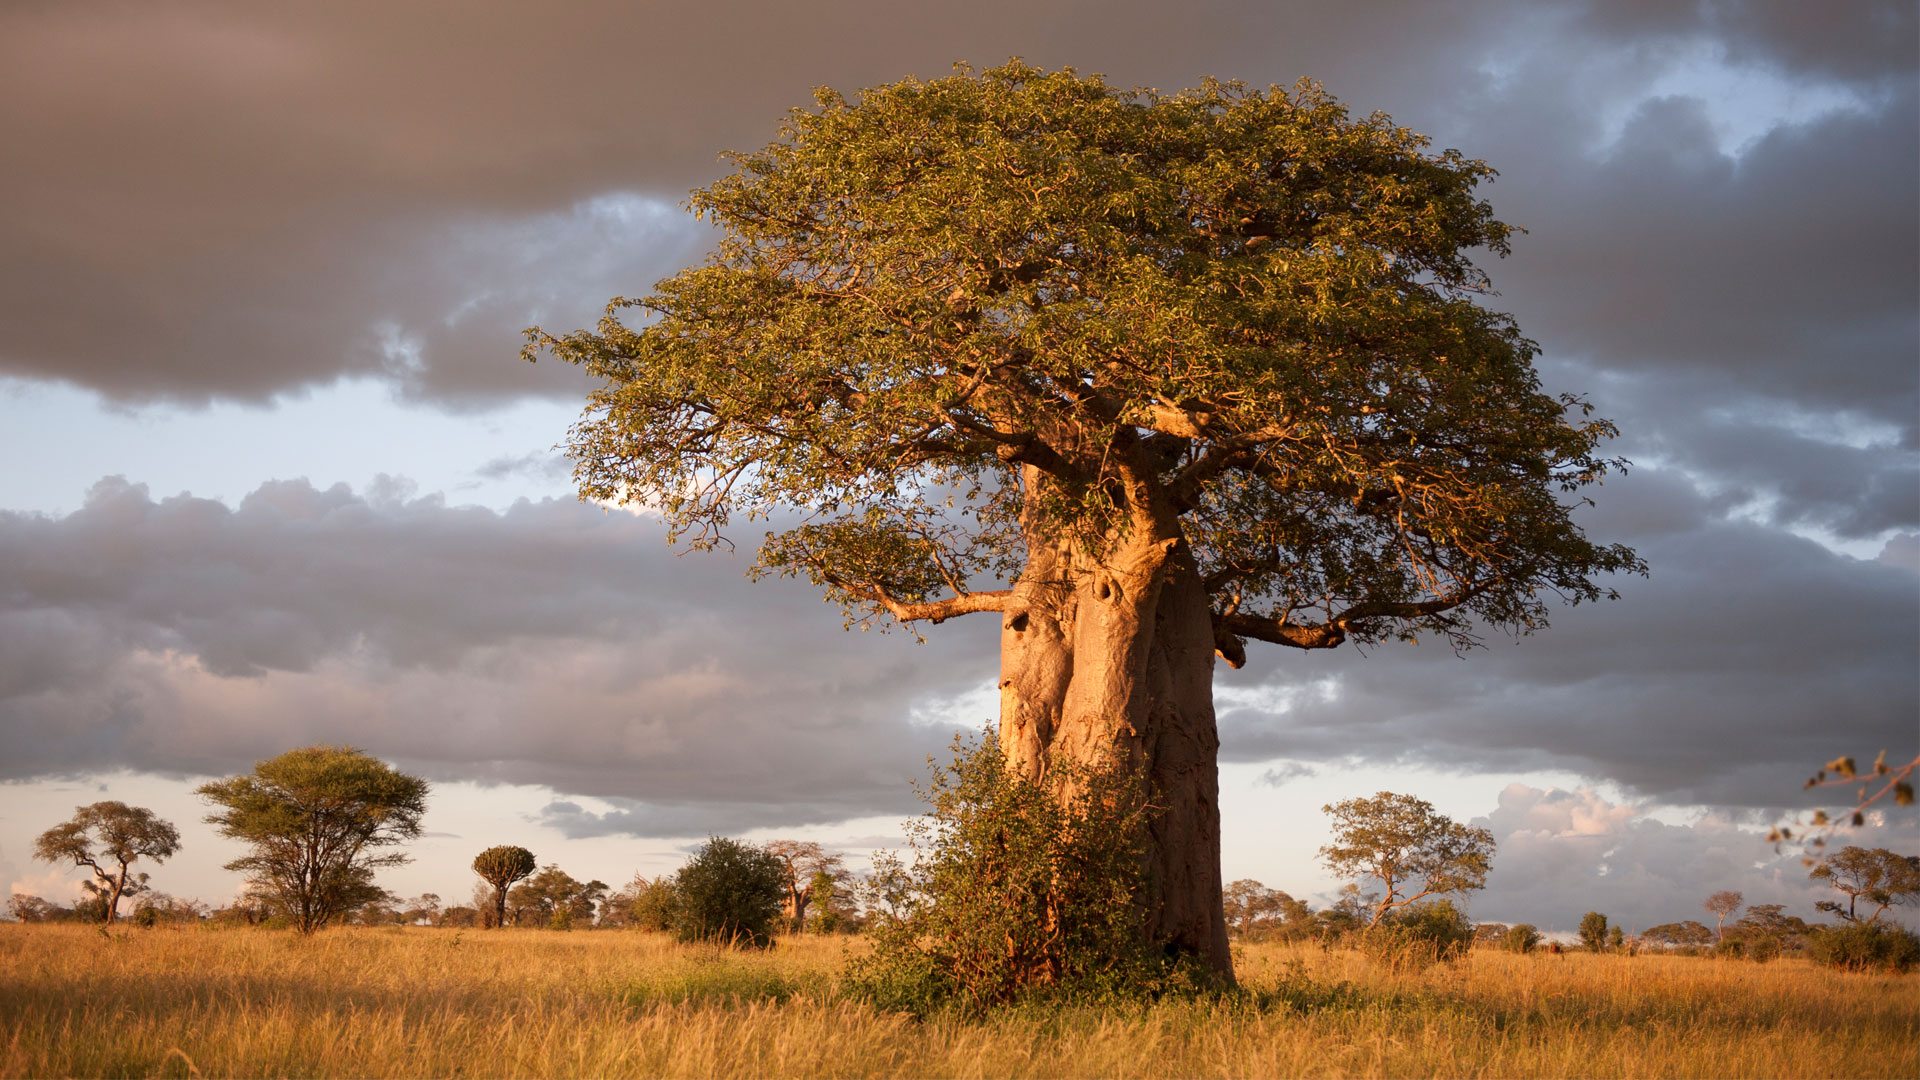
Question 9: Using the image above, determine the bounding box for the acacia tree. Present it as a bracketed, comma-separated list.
[529, 63, 1639, 976]
[1642, 920, 1714, 948]
[1811, 846, 1920, 924]
[32, 802, 181, 927]
[198, 746, 429, 934]
[472, 845, 538, 928]
[1221, 879, 1311, 938]
[1703, 889, 1743, 940]
[508, 864, 610, 929]
[1319, 791, 1494, 926]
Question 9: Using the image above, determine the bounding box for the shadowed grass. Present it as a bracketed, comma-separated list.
[1, 923, 1914, 1077]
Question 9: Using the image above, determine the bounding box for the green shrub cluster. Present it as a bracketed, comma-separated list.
[1502, 923, 1542, 954]
[1355, 900, 1474, 972]
[670, 837, 787, 948]
[625, 878, 679, 932]
[1807, 921, 1920, 973]
[847, 733, 1205, 1014]
[1578, 911, 1610, 952]
[1716, 934, 1782, 962]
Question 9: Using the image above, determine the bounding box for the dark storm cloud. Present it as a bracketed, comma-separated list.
[1217, 468, 1919, 809]
[1580, 365, 1920, 540]
[0, 0, 1547, 405]
[4, 2, 1910, 535]
[4, 464, 1910, 833]
[0, 1, 1913, 840]
[1481, 82, 1919, 442]
[1573, 0, 1917, 85]
[0, 478, 994, 823]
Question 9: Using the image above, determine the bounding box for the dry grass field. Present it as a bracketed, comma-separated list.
[2, 922, 1915, 1078]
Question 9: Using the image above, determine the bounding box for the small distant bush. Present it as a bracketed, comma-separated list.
[847, 733, 1202, 1014]
[1503, 923, 1542, 954]
[671, 837, 785, 948]
[1578, 912, 1609, 952]
[628, 879, 680, 932]
[1715, 934, 1782, 963]
[437, 906, 481, 928]
[1642, 920, 1714, 949]
[1807, 922, 1920, 973]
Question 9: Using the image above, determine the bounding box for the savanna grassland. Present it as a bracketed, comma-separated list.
[2, 923, 1914, 1079]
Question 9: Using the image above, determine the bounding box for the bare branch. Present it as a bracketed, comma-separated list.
[824, 575, 1024, 625]
[1217, 582, 1488, 653]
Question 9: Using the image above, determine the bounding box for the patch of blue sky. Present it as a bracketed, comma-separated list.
[0, 375, 580, 516]
[1592, 38, 1875, 159]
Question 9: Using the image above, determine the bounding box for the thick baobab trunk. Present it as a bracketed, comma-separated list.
[997, 525, 1232, 978]
[779, 889, 811, 934]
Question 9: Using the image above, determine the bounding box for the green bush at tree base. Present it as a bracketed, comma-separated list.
[847, 734, 1218, 1015]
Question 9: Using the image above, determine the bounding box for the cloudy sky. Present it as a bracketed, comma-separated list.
[1, 1, 1914, 934]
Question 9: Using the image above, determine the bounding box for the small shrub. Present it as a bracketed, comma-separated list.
[1578, 912, 1609, 952]
[1358, 900, 1473, 972]
[671, 837, 786, 948]
[627, 878, 679, 932]
[1503, 923, 1542, 954]
[1807, 921, 1920, 973]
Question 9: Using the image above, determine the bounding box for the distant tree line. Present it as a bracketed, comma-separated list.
[8, 748, 1916, 974]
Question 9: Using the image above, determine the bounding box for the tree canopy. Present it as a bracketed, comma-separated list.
[472, 845, 538, 928]
[32, 802, 180, 927]
[529, 61, 1640, 656]
[1221, 878, 1312, 938]
[1642, 920, 1714, 947]
[507, 864, 609, 929]
[1703, 889, 1743, 939]
[197, 746, 429, 934]
[671, 837, 788, 947]
[1812, 846, 1920, 924]
[1319, 791, 1494, 926]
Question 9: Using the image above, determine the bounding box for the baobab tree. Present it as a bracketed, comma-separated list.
[764, 840, 845, 933]
[529, 63, 1639, 978]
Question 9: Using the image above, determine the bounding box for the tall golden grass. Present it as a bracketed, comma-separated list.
[2, 922, 1914, 1078]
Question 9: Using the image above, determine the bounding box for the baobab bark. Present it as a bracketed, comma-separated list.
[997, 486, 1232, 977]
